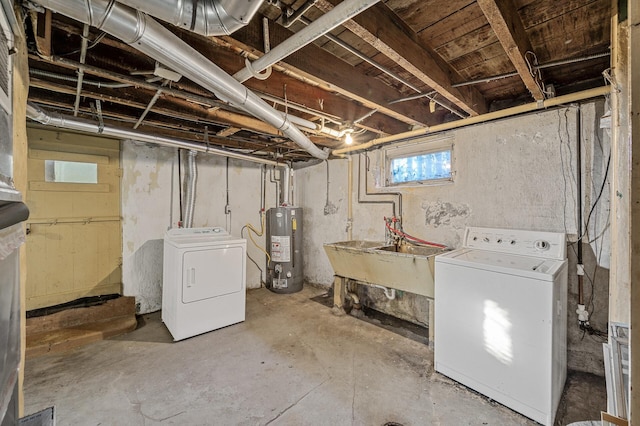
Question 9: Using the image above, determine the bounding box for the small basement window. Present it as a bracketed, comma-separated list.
[45, 160, 98, 184]
[384, 136, 453, 186]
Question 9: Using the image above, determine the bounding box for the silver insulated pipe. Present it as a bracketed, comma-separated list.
[117, 0, 263, 36]
[31, 0, 329, 160]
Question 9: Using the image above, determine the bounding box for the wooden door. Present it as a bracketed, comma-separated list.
[25, 128, 122, 310]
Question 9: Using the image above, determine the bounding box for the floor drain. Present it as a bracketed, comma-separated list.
[383, 423, 404, 426]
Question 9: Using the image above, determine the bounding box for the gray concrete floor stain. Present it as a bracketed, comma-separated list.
[24, 286, 605, 425]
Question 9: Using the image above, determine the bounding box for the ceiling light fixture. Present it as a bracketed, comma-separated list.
[345, 132, 353, 145]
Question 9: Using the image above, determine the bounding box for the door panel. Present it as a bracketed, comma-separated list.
[25, 128, 122, 310]
[182, 246, 243, 304]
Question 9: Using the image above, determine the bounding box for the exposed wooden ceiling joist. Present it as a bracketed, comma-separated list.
[315, 0, 488, 116]
[28, 76, 288, 139]
[477, 0, 545, 101]
[24, 0, 611, 162]
[226, 18, 440, 128]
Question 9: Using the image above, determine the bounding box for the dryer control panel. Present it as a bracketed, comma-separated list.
[463, 227, 566, 260]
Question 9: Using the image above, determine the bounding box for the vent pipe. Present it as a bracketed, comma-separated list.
[183, 150, 198, 228]
[31, 0, 329, 160]
[117, 0, 263, 36]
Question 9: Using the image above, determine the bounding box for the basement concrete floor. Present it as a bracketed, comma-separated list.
[24, 285, 606, 425]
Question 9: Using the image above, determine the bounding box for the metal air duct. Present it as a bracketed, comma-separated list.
[117, 0, 263, 36]
[31, 0, 329, 160]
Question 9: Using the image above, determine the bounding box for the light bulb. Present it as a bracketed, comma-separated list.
[345, 133, 353, 145]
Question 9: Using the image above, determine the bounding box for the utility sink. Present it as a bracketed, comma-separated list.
[323, 241, 447, 298]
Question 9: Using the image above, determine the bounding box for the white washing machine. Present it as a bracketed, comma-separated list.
[163, 227, 246, 341]
[435, 227, 567, 426]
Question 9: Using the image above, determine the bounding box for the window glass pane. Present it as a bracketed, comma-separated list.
[45, 160, 98, 184]
[390, 150, 451, 184]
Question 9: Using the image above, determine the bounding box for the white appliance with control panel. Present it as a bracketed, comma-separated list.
[435, 227, 567, 426]
[163, 227, 246, 341]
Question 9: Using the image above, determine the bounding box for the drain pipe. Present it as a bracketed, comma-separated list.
[32, 0, 329, 160]
[118, 0, 263, 36]
[183, 151, 198, 228]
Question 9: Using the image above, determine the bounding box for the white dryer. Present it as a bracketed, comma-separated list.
[163, 227, 246, 341]
[435, 227, 567, 426]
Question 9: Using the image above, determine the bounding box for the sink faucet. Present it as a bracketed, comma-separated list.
[384, 216, 404, 246]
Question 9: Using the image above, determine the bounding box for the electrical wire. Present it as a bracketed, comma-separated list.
[243, 211, 271, 263]
[59, 31, 107, 56]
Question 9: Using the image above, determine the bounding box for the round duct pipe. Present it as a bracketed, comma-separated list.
[31, 0, 330, 160]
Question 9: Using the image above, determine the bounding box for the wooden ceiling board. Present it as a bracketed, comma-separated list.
[386, 0, 476, 33]
[454, 48, 515, 81]
[27, 0, 613, 161]
[541, 57, 610, 87]
[231, 17, 439, 125]
[418, 3, 487, 50]
[311, 28, 381, 67]
[434, 24, 499, 62]
[518, 0, 606, 29]
[525, 1, 610, 54]
[526, 3, 610, 63]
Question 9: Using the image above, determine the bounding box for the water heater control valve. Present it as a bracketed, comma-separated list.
[274, 264, 283, 274]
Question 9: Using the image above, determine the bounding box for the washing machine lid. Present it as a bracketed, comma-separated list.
[165, 227, 242, 247]
[436, 248, 566, 281]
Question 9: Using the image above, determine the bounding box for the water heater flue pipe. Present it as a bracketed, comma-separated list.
[118, 0, 263, 36]
[183, 150, 198, 228]
[31, 0, 329, 161]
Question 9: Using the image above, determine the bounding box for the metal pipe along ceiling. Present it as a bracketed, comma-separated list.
[233, 0, 381, 83]
[26, 103, 285, 167]
[118, 0, 264, 36]
[31, 0, 329, 160]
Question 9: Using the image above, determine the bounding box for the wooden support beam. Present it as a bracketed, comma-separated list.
[30, 9, 52, 57]
[477, 0, 545, 101]
[226, 19, 438, 127]
[28, 94, 314, 157]
[48, 18, 412, 135]
[217, 127, 241, 137]
[28, 78, 286, 137]
[314, 0, 487, 116]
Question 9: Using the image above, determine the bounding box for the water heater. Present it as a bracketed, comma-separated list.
[266, 206, 303, 293]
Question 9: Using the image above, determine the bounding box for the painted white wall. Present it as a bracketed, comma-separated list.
[297, 103, 612, 375]
[298, 105, 611, 287]
[122, 142, 277, 314]
[121, 142, 176, 314]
